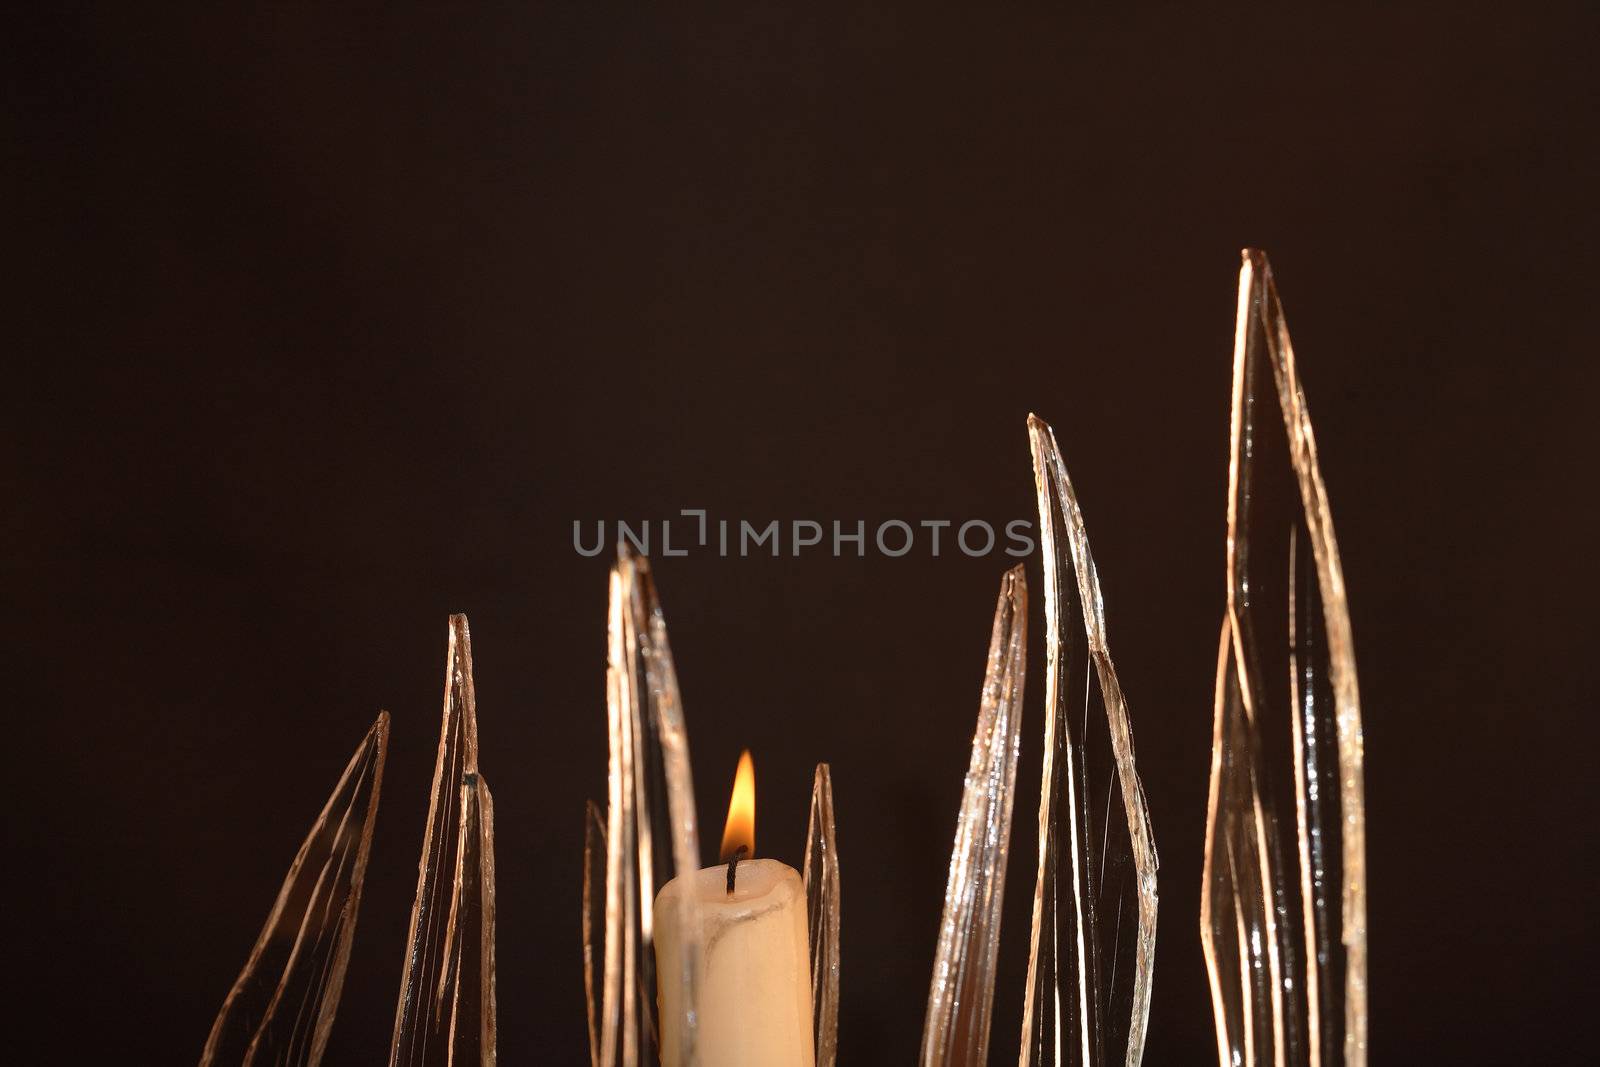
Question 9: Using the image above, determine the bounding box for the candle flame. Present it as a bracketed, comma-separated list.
[719, 749, 756, 861]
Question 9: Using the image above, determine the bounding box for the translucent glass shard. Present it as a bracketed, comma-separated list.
[1202, 620, 1279, 1061]
[1021, 416, 1159, 1067]
[921, 565, 1027, 1067]
[201, 712, 389, 1067]
[446, 774, 497, 1061]
[594, 546, 703, 1067]
[390, 614, 498, 1066]
[1201, 249, 1367, 1067]
[584, 800, 608, 1067]
[803, 762, 841, 1067]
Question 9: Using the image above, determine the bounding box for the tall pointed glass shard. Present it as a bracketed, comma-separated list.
[1201, 249, 1367, 1067]
[594, 546, 704, 1067]
[1021, 416, 1159, 1067]
[803, 762, 841, 1067]
[390, 614, 498, 1066]
[920, 565, 1027, 1067]
[201, 712, 389, 1067]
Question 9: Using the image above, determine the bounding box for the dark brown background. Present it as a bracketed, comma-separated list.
[8, 4, 1597, 1064]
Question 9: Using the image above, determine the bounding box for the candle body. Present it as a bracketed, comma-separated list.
[654, 859, 815, 1067]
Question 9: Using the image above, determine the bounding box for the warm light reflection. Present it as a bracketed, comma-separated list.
[719, 749, 755, 861]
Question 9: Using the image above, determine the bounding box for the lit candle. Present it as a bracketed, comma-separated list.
[654, 750, 815, 1067]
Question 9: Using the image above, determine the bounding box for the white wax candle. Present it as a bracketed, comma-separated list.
[654, 859, 815, 1067]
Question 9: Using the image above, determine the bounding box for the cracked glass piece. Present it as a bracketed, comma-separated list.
[201, 712, 389, 1067]
[803, 763, 841, 1067]
[1021, 416, 1159, 1067]
[921, 565, 1027, 1067]
[1201, 250, 1367, 1067]
[589, 546, 703, 1067]
[390, 614, 498, 1066]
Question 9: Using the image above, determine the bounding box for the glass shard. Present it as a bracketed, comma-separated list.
[1201, 249, 1367, 1067]
[597, 546, 704, 1067]
[448, 774, 497, 1061]
[921, 565, 1028, 1067]
[1021, 416, 1159, 1067]
[803, 763, 841, 1067]
[201, 712, 389, 1067]
[390, 614, 498, 1066]
[584, 800, 608, 1067]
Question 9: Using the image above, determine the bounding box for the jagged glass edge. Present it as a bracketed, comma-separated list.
[201, 712, 389, 1066]
[390, 614, 497, 1065]
[592, 548, 703, 1067]
[1021, 416, 1159, 1067]
[920, 565, 1027, 1066]
[1201, 250, 1367, 1067]
[802, 763, 841, 1067]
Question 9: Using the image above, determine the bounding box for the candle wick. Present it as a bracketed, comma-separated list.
[725, 844, 748, 895]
